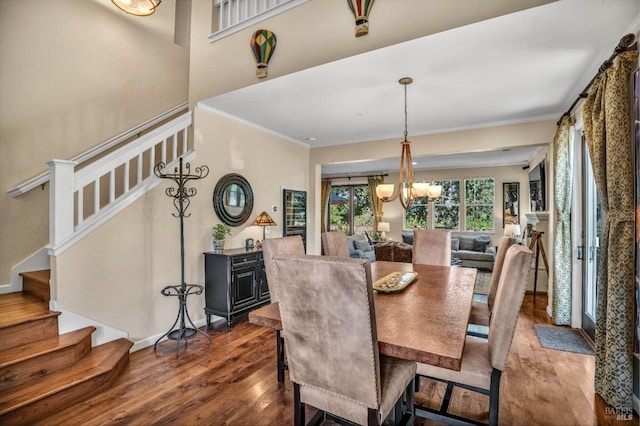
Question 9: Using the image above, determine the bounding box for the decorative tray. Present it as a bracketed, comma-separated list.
[372, 272, 418, 293]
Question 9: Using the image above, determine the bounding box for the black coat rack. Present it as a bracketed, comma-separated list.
[153, 157, 212, 358]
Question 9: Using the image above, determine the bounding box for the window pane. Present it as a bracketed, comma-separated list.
[405, 201, 428, 229]
[353, 186, 373, 235]
[433, 180, 460, 230]
[330, 186, 350, 233]
[465, 178, 495, 231]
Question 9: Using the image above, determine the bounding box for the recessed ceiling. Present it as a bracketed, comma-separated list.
[199, 0, 639, 174]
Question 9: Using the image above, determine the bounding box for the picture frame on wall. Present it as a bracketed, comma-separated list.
[503, 182, 520, 226]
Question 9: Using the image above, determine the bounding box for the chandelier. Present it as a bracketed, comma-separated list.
[376, 77, 442, 210]
[111, 0, 161, 16]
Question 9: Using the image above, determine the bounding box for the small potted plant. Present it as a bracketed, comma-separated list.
[212, 224, 232, 251]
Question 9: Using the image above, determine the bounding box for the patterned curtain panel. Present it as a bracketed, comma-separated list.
[582, 49, 638, 410]
[368, 176, 384, 232]
[320, 179, 332, 233]
[552, 115, 574, 325]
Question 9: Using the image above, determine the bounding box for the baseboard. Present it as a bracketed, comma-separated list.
[58, 308, 128, 347]
[129, 315, 225, 353]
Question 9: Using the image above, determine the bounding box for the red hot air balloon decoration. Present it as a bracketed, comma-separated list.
[347, 0, 375, 37]
[250, 29, 277, 79]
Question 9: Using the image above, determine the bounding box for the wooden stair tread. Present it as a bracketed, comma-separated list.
[0, 338, 133, 415]
[0, 326, 96, 368]
[0, 293, 59, 329]
[19, 270, 50, 286]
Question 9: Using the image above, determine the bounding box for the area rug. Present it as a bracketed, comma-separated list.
[533, 325, 595, 355]
[473, 271, 491, 295]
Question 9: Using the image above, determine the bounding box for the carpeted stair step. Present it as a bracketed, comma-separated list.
[0, 337, 133, 425]
[0, 326, 96, 391]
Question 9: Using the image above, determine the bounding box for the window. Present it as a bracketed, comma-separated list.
[433, 180, 460, 230]
[329, 185, 373, 236]
[465, 178, 495, 231]
[405, 200, 428, 229]
[404, 180, 460, 230]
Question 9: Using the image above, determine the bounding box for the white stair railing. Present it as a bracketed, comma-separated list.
[210, 0, 310, 42]
[48, 111, 194, 255]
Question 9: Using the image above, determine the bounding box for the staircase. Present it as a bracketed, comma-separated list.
[0, 271, 132, 425]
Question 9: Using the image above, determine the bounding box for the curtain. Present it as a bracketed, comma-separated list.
[551, 115, 574, 325]
[320, 179, 332, 233]
[368, 176, 384, 233]
[582, 49, 637, 410]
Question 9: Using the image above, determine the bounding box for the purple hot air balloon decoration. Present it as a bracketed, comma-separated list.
[250, 29, 277, 79]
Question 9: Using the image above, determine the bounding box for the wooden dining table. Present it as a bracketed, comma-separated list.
[249, 260, 477, 371]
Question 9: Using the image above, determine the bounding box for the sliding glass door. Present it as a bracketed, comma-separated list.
[582, 141, 601, 341]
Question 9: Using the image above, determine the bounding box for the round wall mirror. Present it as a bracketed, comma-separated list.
[213, 173, 254, 226]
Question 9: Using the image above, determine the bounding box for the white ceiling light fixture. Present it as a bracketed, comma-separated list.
[111, 0, 161, 16]
[376, 78, 442, 210]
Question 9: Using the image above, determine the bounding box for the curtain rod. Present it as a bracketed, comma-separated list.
[557, 33, 637, 125]
[322, 173, 388, 181]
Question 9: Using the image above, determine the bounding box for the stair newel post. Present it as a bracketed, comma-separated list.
[47, 159, 79, 249]
[153, 157, 212, 358]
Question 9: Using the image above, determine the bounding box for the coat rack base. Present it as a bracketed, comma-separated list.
[154, 283, 212, 359]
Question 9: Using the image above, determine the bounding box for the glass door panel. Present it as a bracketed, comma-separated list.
[582, 142, 601, 341]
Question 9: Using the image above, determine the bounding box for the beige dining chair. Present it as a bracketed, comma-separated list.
[468, 236, 517, 335]
[414, 244, 532, 426]
[321, 231, 351, 258]
[273, 255, 416, 426]
[262, 235, 306, 383]
[412, 230, 451, 266]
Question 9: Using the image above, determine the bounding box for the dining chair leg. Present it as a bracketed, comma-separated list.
[276, 330, 286, 383]
[489, 369, 501, 426]
[294, 383, 305, 426]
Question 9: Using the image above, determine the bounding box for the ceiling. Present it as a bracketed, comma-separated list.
[200, 0, 639, 175]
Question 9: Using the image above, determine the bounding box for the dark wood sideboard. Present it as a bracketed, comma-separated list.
[203, 248, 270, 329]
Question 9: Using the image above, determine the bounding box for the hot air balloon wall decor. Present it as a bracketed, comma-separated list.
[347, 0, 375, 37]
[250, 29, 277, 79]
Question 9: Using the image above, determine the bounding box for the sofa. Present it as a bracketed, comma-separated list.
[401, 233, 496, 270]
[346, 234, 376, 262]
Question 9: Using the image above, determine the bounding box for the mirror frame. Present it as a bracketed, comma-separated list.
[213, 173, 254, 226]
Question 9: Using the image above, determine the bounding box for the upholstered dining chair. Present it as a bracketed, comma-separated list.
[412, 230, 451, 266]
[414, 245, 532, 426]
[262, 235, 306, 383]
[321, 231, 351, 258]
[273, 255, 416, 426]
[468, 236, 517, 336]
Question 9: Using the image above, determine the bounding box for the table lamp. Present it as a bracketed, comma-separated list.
[377, 222, 390, 241]
[252, 211, 277, 240]
[504, 223, 522, 241]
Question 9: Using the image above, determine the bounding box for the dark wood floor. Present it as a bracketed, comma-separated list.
[36, 293, 636, 426]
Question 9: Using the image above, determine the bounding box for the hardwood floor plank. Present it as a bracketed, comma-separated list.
[34, 294, 638, 426]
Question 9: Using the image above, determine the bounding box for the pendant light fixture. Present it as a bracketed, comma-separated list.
[111, 0, 161, 16]
[376, 78, 442, 210]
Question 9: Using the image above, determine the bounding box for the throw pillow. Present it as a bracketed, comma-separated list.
[459, 236, 475, 251]
[354, 239, 371, 251]
[451, 237, 460, 251]
[472, 236, 491, 252]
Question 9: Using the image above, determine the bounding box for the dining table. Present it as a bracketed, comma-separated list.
[249, 260, 477, 372]
[249, 261, 477, 371]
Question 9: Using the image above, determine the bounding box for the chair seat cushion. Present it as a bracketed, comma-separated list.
[301, 356, 416, 425]
[416, 336, 492, 391]
[469, 300, 490, 326]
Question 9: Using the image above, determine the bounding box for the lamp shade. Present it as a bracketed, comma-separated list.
[377, 222, 390, 233]
[504, 223, 521, 237]
[111, 0, 160, 16]
[252, 211, 277, 227]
